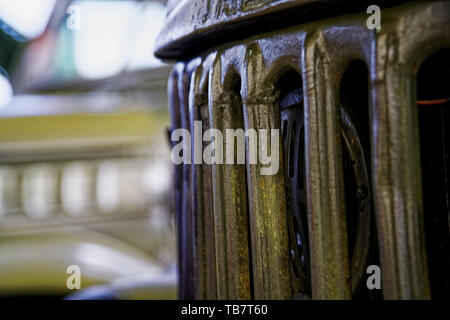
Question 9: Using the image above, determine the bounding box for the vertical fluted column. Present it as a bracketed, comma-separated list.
[243, 45, 292, 299]
[189, 61, 218, 299]
[209, 56, 252, 299]
[370, 2, 450, 299]
[304, 35, 351, 299]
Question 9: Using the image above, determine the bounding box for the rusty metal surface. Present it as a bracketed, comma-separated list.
[165, 1, 450, 299]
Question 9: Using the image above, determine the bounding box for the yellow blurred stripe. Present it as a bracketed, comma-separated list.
[0, 111, 169, 143]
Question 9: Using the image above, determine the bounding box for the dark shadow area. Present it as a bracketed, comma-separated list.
[340, 60, 381, 300]
[417, 48, 450, 300]
[277, 70, 310, 298]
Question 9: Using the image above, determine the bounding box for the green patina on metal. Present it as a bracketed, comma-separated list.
[160, 1, 450, 300]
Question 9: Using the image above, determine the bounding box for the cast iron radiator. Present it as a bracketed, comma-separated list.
[155, 0, 450, 300]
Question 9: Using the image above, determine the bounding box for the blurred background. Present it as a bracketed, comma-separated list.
[0, 0, 176, 299]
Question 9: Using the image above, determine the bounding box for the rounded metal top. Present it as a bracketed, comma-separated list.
[153, 0, 407, 60]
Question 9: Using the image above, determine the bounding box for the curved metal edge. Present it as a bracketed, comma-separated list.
[154, 0, 410, 60]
